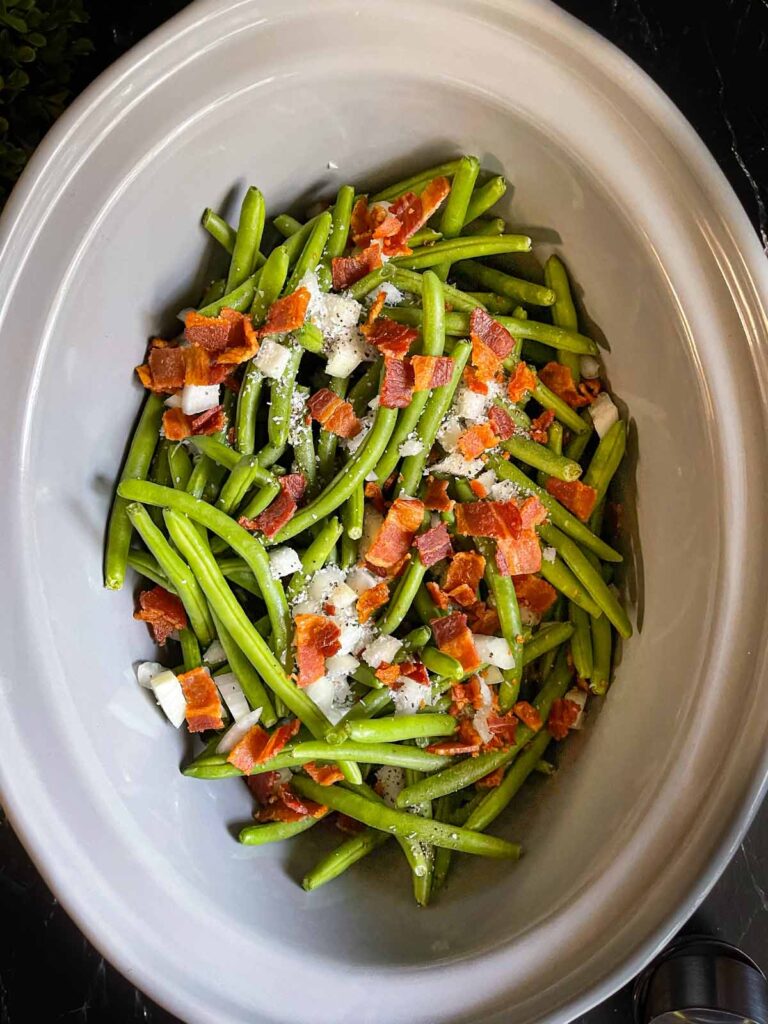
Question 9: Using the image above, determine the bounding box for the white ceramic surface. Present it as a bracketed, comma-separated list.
[1, 1, 768, 1022]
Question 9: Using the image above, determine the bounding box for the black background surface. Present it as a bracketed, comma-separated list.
[1, 2, 766, 1021]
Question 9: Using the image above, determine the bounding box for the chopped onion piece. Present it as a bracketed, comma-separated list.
[136, 661, 166, 689]
[215, 671, 251, 722]
[215, 707, 263, 754]
[455, 386, 487, 420]
[325, 653, 359, 678]
[149, 669, 187, 728]
[589, 392, 619, 438]
[472, 634, 516, 670]
[580, 355, 601, 379]
[483, 666, 504, 686]
[308, 566, 345, 604]
[268, 546, 302, 579]
[203, 639, 227, 667]
[375, 766, 405, 806]
[254, 338, 291, 379]
[565, 687, 588, 729]
[392, 677, 432, 716]
[181, 384, 220, 415]
[542, 546, 557, 563]
[164, 393, 182, 409]
[346, 566, 379, 596]
[363, 635, 402, 668]
[329, 581, 357, 609]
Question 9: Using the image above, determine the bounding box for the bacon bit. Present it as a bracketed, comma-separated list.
[454, 500, 522, 540]
[530, 408, 555, 443]
[444, 551, 486, 608]
[294, 614, 341, 687]
[539, 362, 596, 409]
[463, 365, 489, 394]
[375, 660, 429, 688]
[366, 497, 425, 570]
[322, 602, 337, 616]
[444, 583, 480, 610]
[506, 361, 537, 403]
[426, 740, 480, 756]
[385, 176, 451, 253]
[468, 602, 501, 635]
[254, 780, 327, 823]
[362, 318, 418, 359]
[162, 407, 193, 441]
[496, 529, 541, 576]
[469, 480, 487, 499]
[471, 336, 502, 383]
[380, 356, 415, 409]
[331, 244, 382, 290]
[215, 316, 259, 365]
[364, 481, 388, 515]
[513, 575, 557, 615]
[307, 388, 362, 438]
[578, 377, 602, 403]
[178, 667, 223, 733]
[351, 199, 407, 255]
[183, 345, 212, 386]
[469, 308, 516, 360]
[487, 711, 518, 746]
[374, 662, 402, 687]
[431, 611, 481, 672]
[423, 477, 454, 513]
[488, 404, 515, 442]
[356, 581, 390, 623]
[477, 766, 505, 787]
[366, 290, 387, 327]
[457, 717, 484, 749]
[401, 660, 430, 685]
[246, 770, 283, 804]
[520, 496, 548, 529]
[548, 697, 581, 740]
[303, 762, 345, 786]
[185, 309, 239, 353]
[191, 405, 226, 435]
[336, 813, 365, 834]
[513, 701, 543, 732]
[449, 682, 471, 715]
[545, 478, 598, 522]
[413, 522, 453, 567]
[426, 581, 451, 609]
[410, 354, 454, 391]
[144, 346, 186, 392]
[241, 474, 306, 538]
[457, 422, 499, 460]
[133, 586, 187, 645]
[260, 288, 310, 336]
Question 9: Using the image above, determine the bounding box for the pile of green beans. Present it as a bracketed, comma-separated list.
[105, 155, 632, 906]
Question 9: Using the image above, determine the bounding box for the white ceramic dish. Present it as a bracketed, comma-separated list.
[1, 1, 768, 1021]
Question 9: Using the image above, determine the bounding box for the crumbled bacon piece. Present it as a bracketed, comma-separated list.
[425, 740, 480, 756]
[529, 409, 555, 443]
[545, 478, 598, 522]
[307, 388, 362, 438]
[364, 481, 387, 515]
[488, 404, 515, 442]
[457, 422, 499, 460]
[468, 603, 501, 635]
[133, 586, 187, 645]
[365, 290, 387, 327]
[331, 245, 382, 290]
[470, 336, 502, 384]
[539, 362, 598, 408]
[230, 719, 301, 774]
[362, 318, 418, 359]
[513, 701, 543, 732]
[385, 176, 451, 253]
[520, 496, 548, 529]
[486, 711, 518, 746]
[469, 308, 516, 360]
[260, 288, 310, 336]
[375, 661, 429, 688]
[142, 346, 186, 392]
[477, 766, 505, 787]
[430, 611, 481, 672]
[303, 762, 345, 786]
[366, 497, 425, 570]
[380, 356, 415, 408]
[241, 474, 306, 538]
[191, 405, 226, 435]
[356, 581, 390, 623]
[426, 581, 451, 609]
[513, 574, 557, 615]
[294, 614, 341, 687]
[444, 551, 486, 607]
[410, 355, 454, 391]
[469, 480, 487, 498]
[463, 366, 489, 394]
[374, 662, 402, 687]
[454, 500, 522, 540]
[423, 477, 454, 513]
[184, 308, 255, 362]
[400, 661, 430, 685]
[253, 778, 327, 823]
[506, 361, 537, 403]
[178, 667, 223, 733]
[413, 523, 453, 567]
[161, 404, 226, 441]
[496, 530, 542, 576]
[548, 697, 581, 740]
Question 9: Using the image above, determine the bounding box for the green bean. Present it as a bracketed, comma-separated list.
[294, 323, 324, 355]
[465, 291, 516, 314]
[376, 556, 427, 635]
[544, 254, 581, 380]
[210, 609, 277, 726]
[292, 776, 520, 859]
[338, 687, 394, 726]
[407, 227, 443, 246]
[396, 647, 572, 808]
[216, 559, 261, 598]
[393, 234, 531, 270]
[147, 438, 173, 528]
[388, 266, 483, 313]
[167, 443, 193, 491]
[338, 714, 456, 745]
[454, 260, 555, 307]
[538, 555, 602, 616]
[250, 244, 290, 323]
[463, 217, 506, 236]
[522, 621, 575, 665]
[345, 263, 395, 301]
[590, 596, 613, 695]
[371, 158, 465, 202]
[382, 307, 598, 355]
[399, 340, 471, 494]
[187, 436, 238, 470]
[538, 523, 631, 638]
[348, 359, 382, 415]
[302, 829, 389, 890]
[342, 482, 364, 541]
[501, 435, 582, 482]
[104, 392, 164, 590]
[435, 155, 480, 279]
[216, 455, 265, 515]
[201, 208, 236, 254]
[273, 213, 303, 238]
[200, 279, 226, 307]
[239, 817, 323, 845]
[583, 420, 626, 522]
[317, 378, 347, 485]
[284, 517, 343, 603]
[430, 793, 459, 893]
[179, 627, 201, 671]
[421, 647, 463, 681]
[462, 175, 507, 225]
[126, 503, 215, 646]
[399, 625, 431, 655]
[533, 380, 589, 434]
[538, 419, 563, 487]
[289, 741, 452, 772]
[284, 211, 332, 293]
[520, 338, 553, 365]
[225, 187, 265, 292]
[127, 550, 173, 591]
[564, 410, 594, 461]
[569, 601, 593, 679]
[291, 386, 317, 493]
[486, 457, 622, 562]
[183, 747, 300, 778]
[258, 345, 303, 468]
[197, 271, 259, 317]
[326, 184, 355, 258]
[118, 481, 292, 666]
[414, 582, 441, 625]
[268, 402, 398, 544]
[237, 480, 281, 524]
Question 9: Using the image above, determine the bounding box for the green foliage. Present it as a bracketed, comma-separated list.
[0, 0, 92, 205]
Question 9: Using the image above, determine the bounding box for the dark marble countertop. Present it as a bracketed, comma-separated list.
[1, 1, 766, 1021]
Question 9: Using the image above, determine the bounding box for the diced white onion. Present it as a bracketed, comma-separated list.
[483, 665, 504, 686]
[305, 675, 344, 723]
[329, 582, 358, 609]
[430, 452, 485, 478]
[437, 415, 463, 453]
[392, 678, 433, 717]
[325, 653, 359, 678]
[268, 546, 302, 579]
[519, 605, 540, 627]
[136, 661, 166, 689]
[472, 634, 516, 670]
[589, 392, 619, 438]
[542, 546, 557, 563]
[489, 479, 521, 502]
[398, 436, 424, 457]
[181, 383, 220, 415]
[375, 765, 405, 806]
[254, 338, 291, 378]
[202, 640, 227, 667]
[565, 687, 588, 729]
[346, 566, 380, 595]
[363, 635, 402, 668]
[335, 622, 369, 656]
[215, 707, 263, 754]
[215, 671, 251, 723]
[376, 282, 404, 306]
[149, 669, 187, 728]
[580, 355, 601, 379]
[477, 469, 497, 492]
[308, 566, 345, 604]
[455, 387, 487, 420]
[164, 393, 182, 409]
